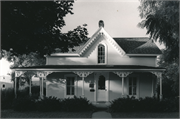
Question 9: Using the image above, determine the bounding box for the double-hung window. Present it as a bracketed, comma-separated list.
[129, 77, 137, 95]
[66, 77, 75, 95]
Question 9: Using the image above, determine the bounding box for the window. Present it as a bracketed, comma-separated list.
[98, 75, 105, 90]
[66, 77, 75, 95]
[98, 44, 105, 63]
[129, 77, 137, 95]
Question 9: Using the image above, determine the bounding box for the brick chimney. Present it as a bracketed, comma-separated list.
[99, 20, 104, 28]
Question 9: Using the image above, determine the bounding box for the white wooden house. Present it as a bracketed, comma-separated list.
[13, 21, 165, 105]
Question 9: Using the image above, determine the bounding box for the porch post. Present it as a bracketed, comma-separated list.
[29, 77, 32, 96]
[122, 76, 124, 96]
[39, 77, 42, 96]
[73, 71, 93, 97]
[37, 71, 53, 98]
[15, 71, 24, 98]
[151, 72, 163, 100]
[15, 77, 17, 98]
[82, 77, 85, 97]
[113, 72, 132, 97]
[42, 77, 44, 97]
[160, 73, 162, 100]
[151, 77, 154, 97]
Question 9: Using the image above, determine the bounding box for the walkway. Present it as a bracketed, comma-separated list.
[92, 111, 112, 118]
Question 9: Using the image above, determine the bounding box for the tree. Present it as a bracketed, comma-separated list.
[1, 1, 88, 57]
[0, 50, 46, 89]
[138, 0, 179, 62]
[156, 50, 179, 98]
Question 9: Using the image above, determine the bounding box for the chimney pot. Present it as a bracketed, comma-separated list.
[99, 20, 104, 28]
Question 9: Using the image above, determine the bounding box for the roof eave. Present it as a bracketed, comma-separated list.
[49, 53, 80, 57]
[13, 68, 165, 72]
[127, 54, 161, 56]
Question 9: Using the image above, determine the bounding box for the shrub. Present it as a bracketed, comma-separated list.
[12, 96, 36, 111]
[36, 96, 61, 112]
[109, 96, 179, 112]
[109, 96, 139, 112]
[1, 88, 15, 109]
[61, 96, 96, 112]
[138, 97, 163, 112]
[161, 97, 179, 112]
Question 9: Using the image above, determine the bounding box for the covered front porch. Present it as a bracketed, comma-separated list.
[13, 65, 165, 104]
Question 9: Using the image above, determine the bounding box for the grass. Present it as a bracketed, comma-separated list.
[1, 109, 179, 118]
[1, 109, 93, 118]
[111, 112, 179, 118]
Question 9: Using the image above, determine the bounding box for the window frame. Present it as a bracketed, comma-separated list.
[64, 74, 77, 98]
[97, 43, 107, 64]
[128, 76, 139, 98]
[129, 77, 137, 95]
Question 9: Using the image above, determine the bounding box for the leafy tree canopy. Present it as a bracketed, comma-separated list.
[138, 0, 179, 62]
[1, 50, 46, 87]
[1, 1, 88, 57]
[157, 50, 179, 98]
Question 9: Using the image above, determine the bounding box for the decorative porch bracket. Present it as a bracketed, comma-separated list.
[73, 71, 93, 97]
[113, 72, 132, 78]
[15, 71, 26, 77]
[151, 72, 163, 100]
[37, 71, 53, 78]
[37, 71, 53, 98]
[113, 72, 132, 96]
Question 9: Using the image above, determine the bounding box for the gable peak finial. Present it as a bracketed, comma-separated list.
[99, 20, 104, 28]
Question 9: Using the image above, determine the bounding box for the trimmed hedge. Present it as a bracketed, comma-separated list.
[61, 96, 96, 112]
[1, 88, 15, 109]
[12, 96, 36, 111]
[109, 96, 179, 112]
[108, 96, 139, 112]
[36, 96, 62, 112]
[1, 86, 42, 110]
[2, 87, 96, 112]
[11, 96, 96, 112]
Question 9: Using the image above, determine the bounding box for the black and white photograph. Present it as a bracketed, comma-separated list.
[0, 0, 179, 118]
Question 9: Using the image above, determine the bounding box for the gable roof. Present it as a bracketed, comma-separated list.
[51, 28, 162, 56]
[114, 38, 162, 54]
[53, 37, 161, 55]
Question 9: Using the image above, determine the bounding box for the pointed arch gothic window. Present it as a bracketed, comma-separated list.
[98, 44, 105, 63]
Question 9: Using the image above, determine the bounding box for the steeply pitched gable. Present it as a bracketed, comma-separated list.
[55, 37, 161, 55]
[77, 27, 126, 56]
[53, 33, 161, 56]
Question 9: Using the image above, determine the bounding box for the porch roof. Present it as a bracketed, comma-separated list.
[12, 65, 165, 72]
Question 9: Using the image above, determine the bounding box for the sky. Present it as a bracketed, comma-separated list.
[61, 0, 165, 49]
[0, 58, 13, 76]
[0, 0, 165, 76]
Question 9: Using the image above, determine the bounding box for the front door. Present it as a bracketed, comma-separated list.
[96, 72, 109, 102]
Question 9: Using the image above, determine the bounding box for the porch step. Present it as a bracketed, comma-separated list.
[92, 102, 111, 108]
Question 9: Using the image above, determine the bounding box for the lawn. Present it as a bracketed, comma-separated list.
[111, 112, 179, 118]
[1, 109, 93, 118]
[1, 110, 179, 118]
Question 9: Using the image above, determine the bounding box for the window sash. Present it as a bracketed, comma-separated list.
[98, 44, 105, 63]
[66, 77, 75, 95]
[129, 77, 137, 95]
